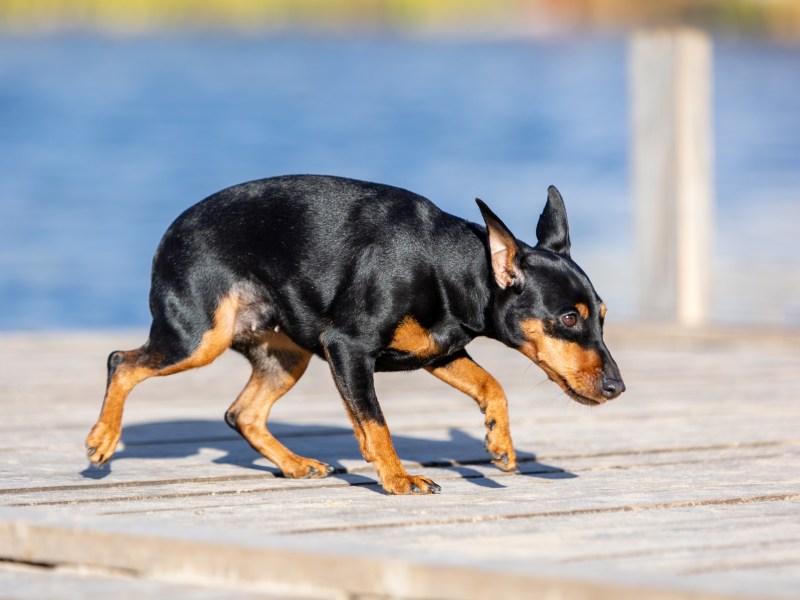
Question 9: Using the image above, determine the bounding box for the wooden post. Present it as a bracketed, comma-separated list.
[630, 28, 714, 326]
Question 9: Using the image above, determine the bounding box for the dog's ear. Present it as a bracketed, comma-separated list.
[476, 199, 523, 289]
[535, 185, 571, 256]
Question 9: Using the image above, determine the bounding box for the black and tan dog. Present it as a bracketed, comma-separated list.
[86, 175, 624, 494]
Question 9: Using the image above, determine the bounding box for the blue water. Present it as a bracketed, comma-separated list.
[1, 34, 799, 330]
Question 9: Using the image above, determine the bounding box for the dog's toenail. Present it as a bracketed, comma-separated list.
[410, 483, 420, 493]
[87, 447, 96, 456]
[487, 419, 496, 431]
[325, 465, 335, 474]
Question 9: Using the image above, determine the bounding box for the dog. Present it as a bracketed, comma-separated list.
[86, 175, 624, 494]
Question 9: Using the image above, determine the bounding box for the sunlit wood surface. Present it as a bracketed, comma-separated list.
[1, 324, 798, 599]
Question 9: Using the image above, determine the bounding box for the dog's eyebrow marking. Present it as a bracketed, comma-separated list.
[599, 303, 607, 320]
[389, 316, 440, 358]
[575, 303, 589, 319]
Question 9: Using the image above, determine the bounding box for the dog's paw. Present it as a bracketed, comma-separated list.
[485, 427, 517, 472]
[382, 474, 441, 495]
[281, 457, 335, 480]
[85, 422, 121, 466]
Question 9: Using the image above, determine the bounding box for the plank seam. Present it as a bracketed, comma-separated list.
[2, 439, 795, 497]
[563, 536, 800, 564]
[280, 493, 800, 535]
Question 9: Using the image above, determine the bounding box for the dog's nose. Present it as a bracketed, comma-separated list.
[601, 376, 625, 399]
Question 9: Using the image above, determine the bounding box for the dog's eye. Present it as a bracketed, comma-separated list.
[560, 313, 578, 328]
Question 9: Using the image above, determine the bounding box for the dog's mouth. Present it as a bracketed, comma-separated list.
[519, 342, 606, 406]
[562, 385, 604, 406]
[535, 360, 605, 406]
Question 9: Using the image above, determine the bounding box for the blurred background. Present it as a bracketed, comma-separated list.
[0, 0, 798, 331]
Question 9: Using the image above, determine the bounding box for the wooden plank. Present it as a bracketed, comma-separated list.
[0, 507, 767, 600]
[0, 563, 293, 600]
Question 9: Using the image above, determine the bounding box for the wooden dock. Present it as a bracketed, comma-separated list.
[1, 324, 799, 599]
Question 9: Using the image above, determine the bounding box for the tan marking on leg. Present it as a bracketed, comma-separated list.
[519, 318, 604, 405]
[322, 336, 439, 494]
[341, 405, 370, 460]
[226, 333, 331, 479]
[86, 292, 241, 465]
[85, 348, 153, 464]
[321, 345, 370, 460]
[159, 293, 240, 375]
[360, 420, 440, 495]
[426, 356, 516, 471]
[388, 316, 440, 358]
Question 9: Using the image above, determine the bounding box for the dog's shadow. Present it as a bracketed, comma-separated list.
[81, 419, 576, 491]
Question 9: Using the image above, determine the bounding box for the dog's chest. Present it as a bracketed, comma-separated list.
[376, 319, 472, 372]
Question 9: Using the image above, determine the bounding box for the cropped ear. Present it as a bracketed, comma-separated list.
[476, 199, 523, 289]
[535, 185, 571, 256]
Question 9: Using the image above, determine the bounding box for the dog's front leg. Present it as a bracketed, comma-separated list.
[427, 350, 517, 472]
[323, 336, 441, 495]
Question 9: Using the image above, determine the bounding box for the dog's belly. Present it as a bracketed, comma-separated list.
[375, 344, 467, 373]
[374, 350, 438, 372]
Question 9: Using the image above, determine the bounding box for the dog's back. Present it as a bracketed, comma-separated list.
[150, 175, 488, 358]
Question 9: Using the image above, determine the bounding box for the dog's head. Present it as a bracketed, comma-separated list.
[477, 186, 624, 405]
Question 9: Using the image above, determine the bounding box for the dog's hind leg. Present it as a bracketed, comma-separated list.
[426, 350, 517, 472]
[226, 331, 333, 479]
[85, 293, 240, 466]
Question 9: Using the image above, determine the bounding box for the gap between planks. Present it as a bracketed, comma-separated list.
[563, 536, 800, 565]
[3, 438, 796, 501]
[278, 492, 800, 535]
